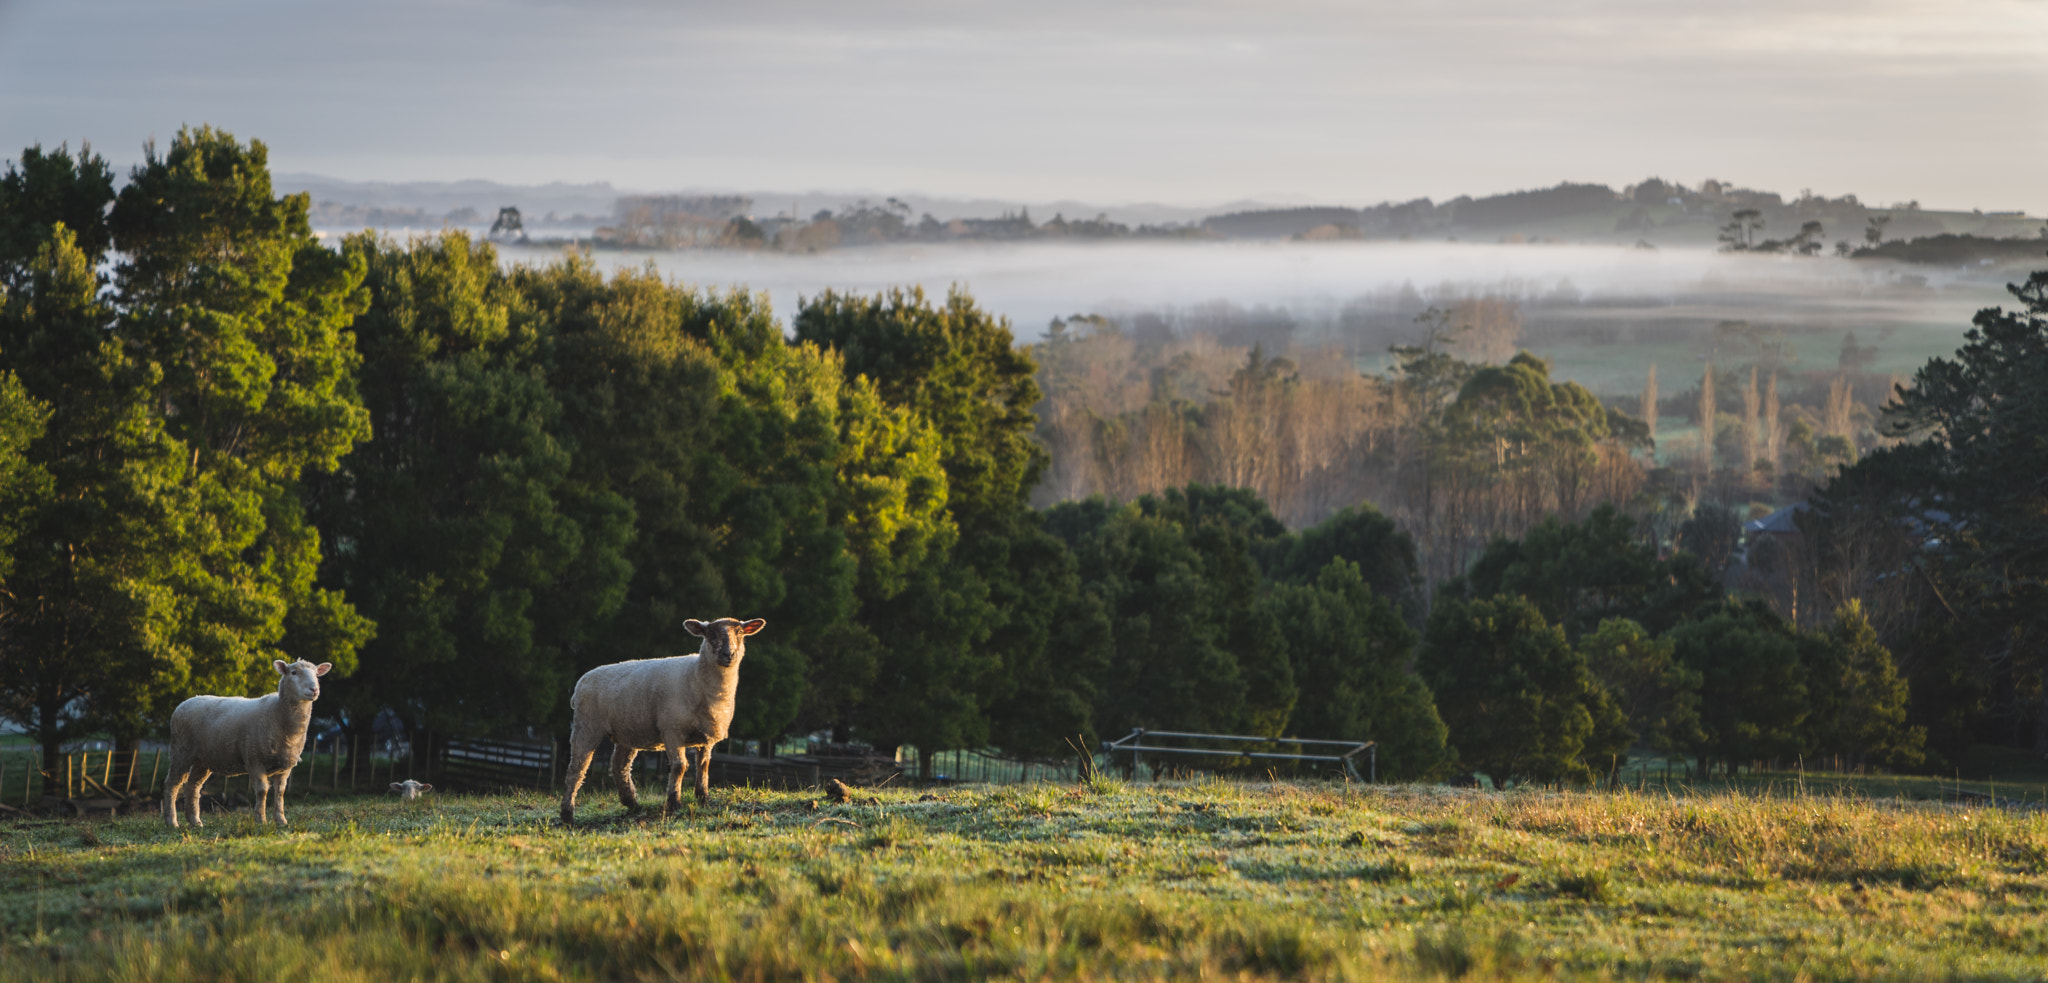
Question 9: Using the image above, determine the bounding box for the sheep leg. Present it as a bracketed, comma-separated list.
[250, 768, 273, 824]
[162, 756, 194, 829]
[611, 745, 640, 810]
[270, 769, 291, 826]
[693, 744, 712, 802]
[559, 734, 602, 825]
[662, 746, 686, 815]
[186, 769, 211, 827]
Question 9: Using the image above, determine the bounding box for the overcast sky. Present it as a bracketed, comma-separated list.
[2, 0, 2042, 211]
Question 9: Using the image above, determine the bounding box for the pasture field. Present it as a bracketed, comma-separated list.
[4, 777, 2048, 981]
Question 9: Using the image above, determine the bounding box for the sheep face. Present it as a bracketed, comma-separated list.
[390, 780, 434, 800]
[273, 659, 333, 702]
[683, 617, 766, 668]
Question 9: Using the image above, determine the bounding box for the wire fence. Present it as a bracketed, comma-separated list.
[0, 730, 1363, 814]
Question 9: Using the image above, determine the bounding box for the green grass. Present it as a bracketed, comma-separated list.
[5, 779, 2048, 981]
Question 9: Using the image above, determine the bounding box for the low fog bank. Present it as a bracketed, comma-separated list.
[500, 239, 2034, 395]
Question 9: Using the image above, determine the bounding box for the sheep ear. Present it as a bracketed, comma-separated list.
[390, 783, 404, 791]
[740, 619, 766, 635]
[419, 784, 433, 791]
[683, 619, 708, 637]
[274, 659, 289, 675]
[313, 663, 333, 676]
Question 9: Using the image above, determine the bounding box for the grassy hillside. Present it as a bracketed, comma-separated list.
[5, 778, 2047, 980]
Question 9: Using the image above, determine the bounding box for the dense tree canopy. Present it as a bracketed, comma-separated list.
[0, 130, 2016, 792]
[0, 132, 372, 774]
[1813, 270, 2048, 751]
[1419, 594, 1629, 786]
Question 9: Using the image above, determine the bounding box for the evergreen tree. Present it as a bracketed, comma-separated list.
[1816, 269, 2048, 749]
[0, 372, 46, 576]
[0, 218, 188, 768]
[1267, 558, 1448, 780]
[1577, 618, 1701, 755]
[311, 234, 630, 741]
[1419, 595, 1630, 785]
[795, 288, 1052, 770]
[1663, 602, 1809, 774]
[96, 126, 374, 739]
[1450, 505, 1720, 640]
[1262, 503, 1421, 620]
[1053, 501, 1249, 739]
[0, 143, 115, 285]
[1801, 600, 1925, 768]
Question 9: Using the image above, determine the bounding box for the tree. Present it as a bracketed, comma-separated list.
[1418, 595, 1630, 786]
[1578, 618, 1700, 755]
[1262, 503, 1421, 620]
[1268, 559, 1448, 779]
[1046, 493, 1303, 747]
[0, 143, 115, 285]
[1448, 505, 1721, 641]
[309, 233, 631, 742]
[0, 131, 371, 764]
[1056, 502, 1245, 739]
[1663, 602, 1809, 774]
[1719, 209, 1763, 251]
[0, 209, 175, 773]
[1677, 504, 1741, 578]
[96, 126, 374, 740]
[795, 287, 1048, 770]
[1819, 269, 2048, 748]
[0, 372, 46, 575]
[1801, 600, 1924, 768]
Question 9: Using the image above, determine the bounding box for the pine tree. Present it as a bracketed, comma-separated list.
[95, 126, 374, 738]
[1418, 595, 1630, 786]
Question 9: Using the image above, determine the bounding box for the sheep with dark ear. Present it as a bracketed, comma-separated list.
[162, 659, 332, 827]
[560, 617, 765, 824]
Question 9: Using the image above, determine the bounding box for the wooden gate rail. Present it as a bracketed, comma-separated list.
[441, 737, 556, 790]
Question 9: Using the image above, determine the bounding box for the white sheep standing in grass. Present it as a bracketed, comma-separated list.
[389, 779, 434, 800]
[161, 659, 332, 828]
[559, 617, 764, 824]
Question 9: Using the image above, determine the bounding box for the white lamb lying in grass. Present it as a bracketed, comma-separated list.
[559, 617, 764, 824]
[162, 659, 332, 828]
[389, 780, 434, 800]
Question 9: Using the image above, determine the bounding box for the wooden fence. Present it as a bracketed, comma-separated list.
[0, 737, 424, 813]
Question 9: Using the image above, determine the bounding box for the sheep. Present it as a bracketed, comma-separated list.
[389, 780, 434, 800]
[559, 617, 765, 824]
[161, 659, 332, 828]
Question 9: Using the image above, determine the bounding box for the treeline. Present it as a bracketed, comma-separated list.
[0, 131, 2029, 784]
[0, 131, 1440, 780]
[713, 201, 1213, 253]
[1788, 268, 2048, 758]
